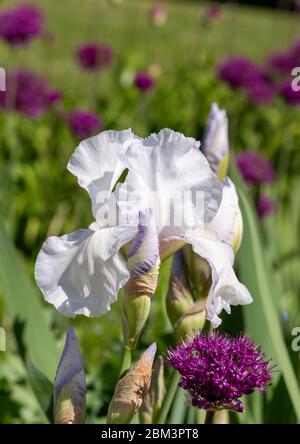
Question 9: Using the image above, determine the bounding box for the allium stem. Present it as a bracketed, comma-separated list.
[156, 369, 180, 424]
[119, 347, 132, 376]
[204, 410, 215, 425]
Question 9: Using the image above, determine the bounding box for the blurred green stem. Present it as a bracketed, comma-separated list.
[157, 369, 180, 424]
[204, 410, 215, 425]
[119, 347, 132, 376]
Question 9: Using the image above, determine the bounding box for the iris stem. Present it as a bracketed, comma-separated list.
[156, 369, 180, 424]
[119, 347, 132, 376]
[204, 410, 215, 425]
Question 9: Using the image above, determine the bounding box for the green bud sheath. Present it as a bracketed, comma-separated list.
[122, 259, 160, 351]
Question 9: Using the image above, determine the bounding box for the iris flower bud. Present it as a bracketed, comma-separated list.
[167, 251, 206, 339]
[139, 356, 166, 424]
[202, 103, 230, 181]
[53, 328, 86, 424]
[122, 210, 160, 351]
[183, 246, 212, 300]
[107, 343, 157, 424]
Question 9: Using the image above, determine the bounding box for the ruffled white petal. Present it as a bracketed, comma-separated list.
[208, 177, 243, 251]
[202, 103, 229, 173]
[188, 236, 252, 327]
[67, 130, 138, 221]
[118, 129, 223, 234]
[35, 226, 137, 318]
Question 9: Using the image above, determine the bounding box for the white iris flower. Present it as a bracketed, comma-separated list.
[35, 127, 251, 327]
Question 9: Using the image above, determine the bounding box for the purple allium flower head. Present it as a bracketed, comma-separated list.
[290, 40, 300, 66]
[45, 89, 62, 105]
[134, 72, 155, 92]
[0, 4, 43, 46]
[0, 69, 59, 118]
[236, 151, 275, 186]
[279, 78, 300, 106]
[257, 194, 276, 219]
[149, 4, 167, 26]
[166, 332, 272, 413]
[205, 5, 221, 22]
[68, 109, 102, 139]
[247, 79, 275, 105]
[218, 57, 266, 89]
[268, 51, 294, 76]
[76, 43, 113, 71]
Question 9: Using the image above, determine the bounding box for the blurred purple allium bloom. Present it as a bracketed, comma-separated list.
[149, 4, 167, 26]
[76, 43, 113, 71]
[205, 5, 221, 22]
[257, 195, 276, 219]
[68, 109, 102, 139]
[166, 332, 272, 413]
[247, 79, 275, 105]
[0, 4, 43, 46]
[279, 78, 300, 106]
[0, 69, 59, 118]
[218, 57, 266, 89]
[236, 151, 275, 186]
[45, 89, 62, 105]
[268, 51, 294, 76]
[134, 72, 155, 92]
[290, 40, 300, 66]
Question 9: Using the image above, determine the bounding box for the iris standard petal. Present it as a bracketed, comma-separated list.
[119, 128, 223, 232]
[67, 129, 138, 221]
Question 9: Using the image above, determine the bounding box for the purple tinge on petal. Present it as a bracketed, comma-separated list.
[134, 72, 155, 92]
[68, 109, 102, 139]
[257, 194, 276, 220]
[76, 43, 113, 71]
[127, 209, 159, 277]
[166, 332, 272, 413]
[0, 69, 59, 117]
[0, 4, 43, 46]
[144, 342, 157, 362]
[236, 151, 275, 186]
[54, 327, 86, 402]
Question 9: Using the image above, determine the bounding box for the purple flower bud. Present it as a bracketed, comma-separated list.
[218, 57, 266, 89]
[236, 151, 275, 186]
[68, 109, 102, 139]
[166, 332, 272, 413]
[0, 4, 43, 46]
[0, 69, 59, 117]
[76, 43, 113, 71]
[257, 194, 276, 220]
[134, 72, 155, 92]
